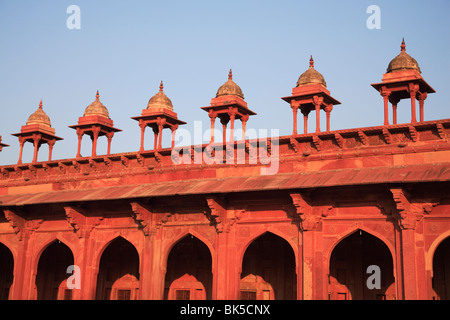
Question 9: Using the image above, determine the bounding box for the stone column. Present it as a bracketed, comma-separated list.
[381, 87, 391, 126]
[408, 83, 418, 123]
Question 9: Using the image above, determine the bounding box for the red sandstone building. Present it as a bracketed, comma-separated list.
[0, 41, 449, 300]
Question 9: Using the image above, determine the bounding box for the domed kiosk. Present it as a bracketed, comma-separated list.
[12, 100, 63, 164]
[282, 56, 341, 134]
[132, 81, 186, 151]
[371, 39, 435, 125]
[201, 70, 256, 143]
[69, 91, 121, 157]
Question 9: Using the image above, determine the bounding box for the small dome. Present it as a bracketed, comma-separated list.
[387, 39, 421, 73]
[296, 56, 327, 87]
[84, 91, 110, 118]
[147, 81, 173, 111]
[216, 69, 244, 99]
[26, 100, 51, 127]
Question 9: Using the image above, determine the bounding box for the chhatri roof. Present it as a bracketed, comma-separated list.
[147, 81, 174, 111]
[26, 100, 51, 127]
[215, 69, 245, 100]
[386, 38, 421, 74]
[83, 90, 110, 118]
[296, 56, 327, 88]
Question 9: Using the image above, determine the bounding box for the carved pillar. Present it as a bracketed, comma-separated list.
[288, 193, 316, 300]
[381, 87, 391, 126]
[157, 118, 166, 149]
[324, 104, 333, 132]
[205, 196, 236, 299]
[18, 136, 25, 164]
[313, 96, 323, 133]
[4, 209, 42, 299]
[417, 92, 427, 123]
[170, 124, 178, 149]
[130, 202, 155, 299]
[106, 131, 114, 155]
[208, 110, 217, 143]
[291, 103, 299, 135]
[389, 97, 400, 125]
[32, 134, 41, 163]
[220, 117, 229, 144]
[152, 127, 158, 151]
[240, 114, 249, 141]
[139, 120, 146, 152]
[390, 188, 434, 299]
[47, 139, 55, 161]
[301, 108, 310, 135]
[91, 126, 100, 157]
[76, 128, 83, 158]
[228, 108, 237, 143]
[408, 83, 418, 123]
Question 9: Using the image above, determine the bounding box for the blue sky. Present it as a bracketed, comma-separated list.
[0, 0, 449, 165]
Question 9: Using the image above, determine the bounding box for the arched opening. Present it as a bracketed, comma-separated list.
[432, 236, 450, 300]
[35, 240, 74, 300]
[240, 232, 296, 300]
[164, 235, 212, 300]
[95, 237, 140, 300]
[0, 243, 13, 300]
[329, 230, 395, 300]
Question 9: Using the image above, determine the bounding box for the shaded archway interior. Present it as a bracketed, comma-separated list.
[36, 240, 74, 300]
[432, 236, 450, 300]
[0, 243, 13, 300]
[164, 235, 212, 300]
[95, 237, 140, 300]
[240, 232, 297, 300]
[329, 230, 395, 300]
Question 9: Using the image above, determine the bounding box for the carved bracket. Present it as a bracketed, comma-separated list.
[130, 201, 153, 236]
[382, 128, 392, 144]
[4, 209, 42, 241]
[205, 196, 229, 233]
[436, 123, 446, 139]
[335, 133, 344, 148]
[312, 135, 322, 151]
[286, 193, 319, 231]
[289, 137, 300, 153]
[358, 130, 368, 145]
[408, 126, 418, 142]
[64, 206, 102, 238]
[390, 188, 439, 230]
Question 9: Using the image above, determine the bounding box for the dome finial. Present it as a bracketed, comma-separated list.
[228, 69, 233, 80]
[159, 80, 164, 92]
[39, 99, 43, 109]
[96, 90, 100, 101]
[401, 38, 406, 52]
[310, 55, 314, 68]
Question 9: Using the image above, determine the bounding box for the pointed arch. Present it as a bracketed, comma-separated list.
[238, 230, 298, 272]
[325, 226, 396, 271]
[327, 228, 396, 300]
[426, 230, 450, 273]
[92, 234, 140, 274]
[428, 233, 450, 300]
[240, 231, 297, 300]
[0, 242, 14, 300]
[95, 236, 140, 300]
[35, 239, 74, 300]
[162, 230, 215, 272]
[164, 233, 213, 300]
